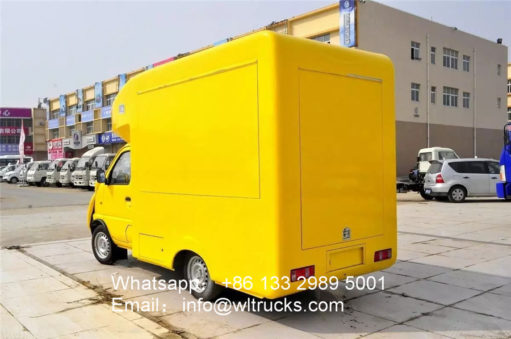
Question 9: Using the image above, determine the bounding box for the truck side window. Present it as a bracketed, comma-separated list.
[110, 152, 131, 185]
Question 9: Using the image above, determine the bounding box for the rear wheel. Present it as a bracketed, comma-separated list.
[185, 254, 223, 300]
[10, 177, 18, 184]
[91, 224, 127, 265]
[419, 189, 433, 200]
[448, 186, 466, 203]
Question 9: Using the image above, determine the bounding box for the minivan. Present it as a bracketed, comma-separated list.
[59, 158, 79, 186]
[46, 158, 68, 186]
[423, 158, 500, 202]
[26, 161, 51, 186]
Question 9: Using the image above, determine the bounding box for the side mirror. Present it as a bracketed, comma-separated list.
[96, 169, 106, 184]
[70, 164, 75, 171]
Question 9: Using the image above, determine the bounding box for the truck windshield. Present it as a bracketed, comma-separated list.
[438, 151, 458, 160]
[419, 152, 432, 161]
[92, 156, 106, 169]
[48, 161, 59, 170]
[76, 157, 90, 170]
[39, 163, 49, 170]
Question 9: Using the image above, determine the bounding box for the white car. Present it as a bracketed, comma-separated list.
[3, 165, 24, 184]
[423, 158, 500, 202]
[27, 161, 51, 186]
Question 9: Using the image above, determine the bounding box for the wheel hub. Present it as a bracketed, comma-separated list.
[95, 232, 111, 259]
[188, 257, 209, 293]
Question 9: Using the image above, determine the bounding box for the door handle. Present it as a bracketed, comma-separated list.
[125, 196, 131, 202]
[463, 176, 470, 179]
[491, 177, 498, 179]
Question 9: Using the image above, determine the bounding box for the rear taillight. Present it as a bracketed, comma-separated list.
[290, 265, 315, 282]
[374, 249, 392, 262]
[436, 174, 444, 183]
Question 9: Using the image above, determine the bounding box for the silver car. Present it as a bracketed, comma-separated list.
[423, 158, 500, 202]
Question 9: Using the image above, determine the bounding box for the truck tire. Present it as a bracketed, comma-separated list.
[185, 254, 223, 301]
[419, 189, 433, 200]
[448, 186, 466, 203]
[10, 177, 18, 184]
[92, 224, 127, 265]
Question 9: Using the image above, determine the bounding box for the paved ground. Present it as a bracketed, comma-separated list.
[0, 183, 92, 246]
[1, 184, 510, 338]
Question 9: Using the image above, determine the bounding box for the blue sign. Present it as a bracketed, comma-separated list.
[339, 0, 356, 47]
[48, 118, 59, 129]
[94, 82, 103, 108]
[101, 106, 112, 119]
[119, 73, 127, 90]
[81, 110, 94, 122]
[98, 132, 124, 145]
[76, 89, 83, 112]
[0, 144, 20, 155]
[59, 95, 66, 117]
[66, 115, 75, 126]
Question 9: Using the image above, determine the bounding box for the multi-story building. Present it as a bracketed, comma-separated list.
[507, 63, 511, 121]
[1, 107, 47, 160]
[45, 1, 508, 174]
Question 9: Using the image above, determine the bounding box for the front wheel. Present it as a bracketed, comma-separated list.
[419, 189, 434, 200]
[92, 224, 127, 265]
[185, 254, 223, 300]
[10, 177, 18, 184]
[448, 186, 466, 203]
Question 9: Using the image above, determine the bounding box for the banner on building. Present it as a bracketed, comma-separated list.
[47, 138, 64, 160]
[95, 82, 103, 108]
[0, 126, 29, 136]
[59, 95, 66, 116]
[119, 74, 127, 90]
[339, 0, 356, 47]
[0, 143, 33, 155]
[0, 107, 32, 118]
[76, 89, 84, 112]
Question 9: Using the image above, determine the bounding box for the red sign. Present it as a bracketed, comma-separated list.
[24, 143, 33, 155]
[0, 126, 28, 136]
[47, 138, 63, 160]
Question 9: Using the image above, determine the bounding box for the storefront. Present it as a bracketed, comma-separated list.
[0, 107, 34, 157]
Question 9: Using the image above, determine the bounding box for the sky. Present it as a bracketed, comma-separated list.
[1, 0, 510, 107]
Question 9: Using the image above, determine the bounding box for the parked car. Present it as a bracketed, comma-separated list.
[89, 153, 115, 188]
[72, 147, 105, 188]
[59, 158, 79, 187]
[0, 164, 16, 181]
[26, 161, 51, 186]
[423, 158, 500, 202]
[3, 164, 24, 184]
[46, 158, 68, 186]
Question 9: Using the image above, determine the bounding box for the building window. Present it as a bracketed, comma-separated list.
[84, 100, 94, 111]
[463, 92, 470, 108]
[430, 47, 436, 64]
[443, 86, 458, 107]
[50, 110, 59, 119]
[443, 48, 458, 69]
[431, 86, 436, 104]
[86, 122, 93, 134]
[105, 94, 117, 106]
[497, 64, 501, 76]
[50, 129, 59, 139]
[411, 41, 420, 60]
[106, 118, 112, 131]
[67, 105, 77, 116]
[508, 80, 511, 94]
[462, 55, 470, 72]
[411, 83, 420, 102]
[311, 33, 330, 43]
[497, 97, 501, 109]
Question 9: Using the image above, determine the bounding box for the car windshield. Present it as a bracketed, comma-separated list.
[76, 157, 90, 170]
[419, 152, 432, 161]
[438, 151, 458, 160]
[92, 156, 107, 169]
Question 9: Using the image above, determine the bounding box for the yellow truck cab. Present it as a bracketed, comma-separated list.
[88, 31, 397, 300]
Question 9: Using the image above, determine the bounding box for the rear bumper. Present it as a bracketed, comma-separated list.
[423, 183, 449, 195]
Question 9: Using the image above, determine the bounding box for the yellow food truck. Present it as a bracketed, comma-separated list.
[88, 31, 396, 300]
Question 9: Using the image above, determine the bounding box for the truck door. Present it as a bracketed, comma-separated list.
[101, 151, 132, 243]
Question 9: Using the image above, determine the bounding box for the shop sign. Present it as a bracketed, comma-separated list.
[47, 138, 63, 160]
[0, 126, 28, 136]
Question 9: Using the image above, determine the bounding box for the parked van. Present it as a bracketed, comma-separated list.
[72, 147, 104, 187]
[27, 161, 51, 186]
[417, 147, 459, 174]
[3, 164, 24, 183]
[46, 158, 68, 186]
[89, 153, 115, 188]
[88, 32, 397, 300]
[59, 158, 79, 186]
[19, 162, 36, 183]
